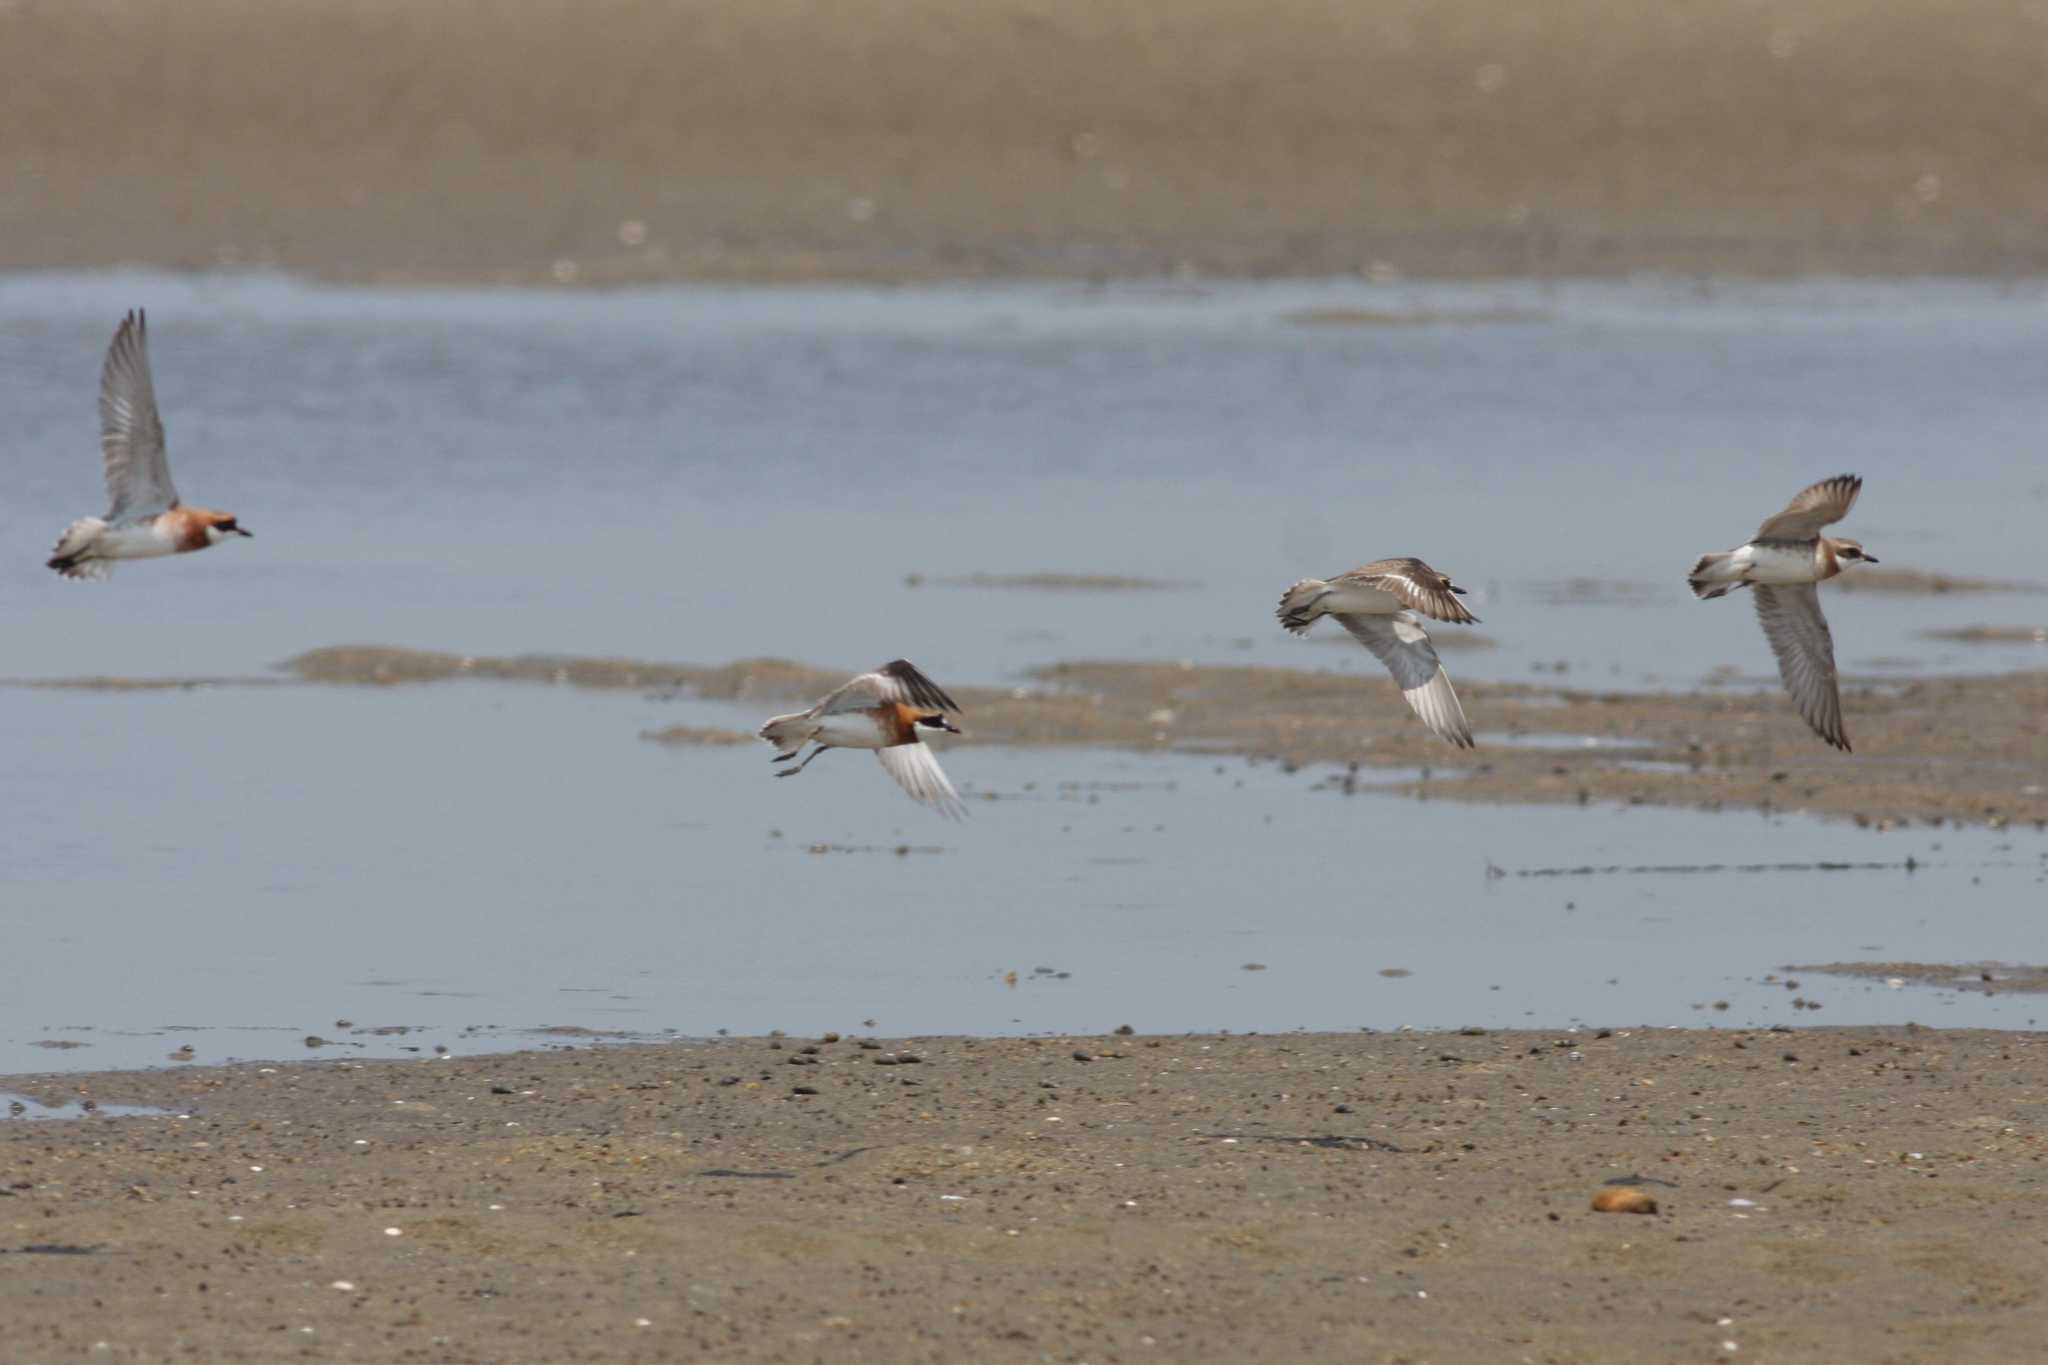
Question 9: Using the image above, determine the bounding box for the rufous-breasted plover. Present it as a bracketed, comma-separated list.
[758, 659, 967, 817]
[48, 311, 251, 580]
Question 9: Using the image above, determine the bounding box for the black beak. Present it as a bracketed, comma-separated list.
[1861, 553, 1877, 564]
[236, 527, 253, 537]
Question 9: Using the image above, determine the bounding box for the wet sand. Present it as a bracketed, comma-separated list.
[8, 1, 2048, 281]
[1794, 962, 2048, 995]
[5, 1028, 2046, 1362]
[274, 646, 2048, 829]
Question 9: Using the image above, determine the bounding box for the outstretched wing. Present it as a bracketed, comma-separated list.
[1755, 475, 1860, 541]
[876, 741, 967, 818]
[1752, 584, 1849, 750]
[817, 659, 961, 716]
[1332, 612, 1475, 748]
[1337, 558, 1479, 624]
[99, 310, 179, 524]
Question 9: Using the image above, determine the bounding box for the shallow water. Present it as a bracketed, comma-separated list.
[3, 272, 2047, 1074]
[1, 679, 2042, 1074]
[0, 1093, 175, 1121]
[1, 272, 2045, 691]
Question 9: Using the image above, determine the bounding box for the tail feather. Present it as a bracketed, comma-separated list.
[1277, 578, 1330, 634]
[1688, 551, 1741, 601]
[757, 712, 813, 752]
[49, 518, 111, 581]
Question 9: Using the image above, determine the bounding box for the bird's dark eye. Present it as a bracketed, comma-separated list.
[219, 521, 237, 532]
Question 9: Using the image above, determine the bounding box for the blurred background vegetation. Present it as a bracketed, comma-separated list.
[5, 0, 2047, 283]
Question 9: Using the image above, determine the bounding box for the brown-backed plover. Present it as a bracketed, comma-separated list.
[1277, 558, 1479, 748]
[1688, 473, 1877, 751]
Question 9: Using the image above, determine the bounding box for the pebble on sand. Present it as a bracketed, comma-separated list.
[1591, 1187, 1659, 1215]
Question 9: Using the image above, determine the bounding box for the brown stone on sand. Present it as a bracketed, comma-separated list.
[1591, 1187, 1659, 1215]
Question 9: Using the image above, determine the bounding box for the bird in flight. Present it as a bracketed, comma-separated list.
[758, 659, 967, 817]
[48, 310, 251, 580]
[1688, 474, 1877, 750]
[1277, 557, 1480, 748]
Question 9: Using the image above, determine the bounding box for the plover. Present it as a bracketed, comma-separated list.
[47, 310, 251, 580]
[1688, 473, 1877, 751]
[758, 659, 967, 817]
[1277, 558, 1479, 748]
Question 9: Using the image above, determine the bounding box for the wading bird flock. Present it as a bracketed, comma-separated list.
[50, 312, 1883, 814]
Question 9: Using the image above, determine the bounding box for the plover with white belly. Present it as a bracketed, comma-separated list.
[1688, 474, 1878, 751]
[1276, 557, 1480, 748]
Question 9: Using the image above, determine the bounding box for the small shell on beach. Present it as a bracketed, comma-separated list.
[1591, 1187, 1659, 1215]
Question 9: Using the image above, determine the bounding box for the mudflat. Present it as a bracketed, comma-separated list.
[7, 1, 2048, 281]
[279, 645, 2048, 829]
[5, 1028, 2045, 1362]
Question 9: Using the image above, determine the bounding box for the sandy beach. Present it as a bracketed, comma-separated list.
[6, 1027, 2046, 1362]
[8, 0, 2048, 282]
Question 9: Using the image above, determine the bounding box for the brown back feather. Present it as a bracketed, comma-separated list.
[1755, 475, 1861, 541]
[1336, 557, 1478, 624]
